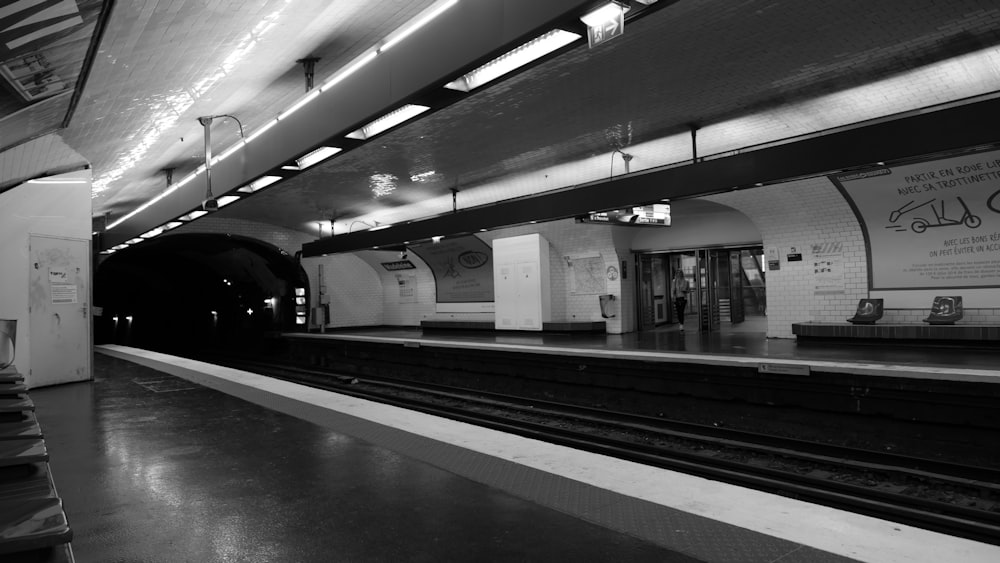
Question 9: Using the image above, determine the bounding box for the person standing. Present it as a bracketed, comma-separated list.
[670, 269, 691, 331]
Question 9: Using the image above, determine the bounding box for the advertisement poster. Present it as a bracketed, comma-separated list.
[409, 236, 494, 303]
[831, 149, 1000, 290]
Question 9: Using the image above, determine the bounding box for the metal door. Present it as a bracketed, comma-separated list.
[729, 251, 745, 324]
[29, 235, 91, 387]
[636, 254, 655, 330]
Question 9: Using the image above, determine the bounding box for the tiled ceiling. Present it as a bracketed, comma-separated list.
[224, 0, 1000, 236]
[2, 0, 1000, 243]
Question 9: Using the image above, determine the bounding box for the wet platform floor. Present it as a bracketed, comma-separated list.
[31, 354, 699, 563]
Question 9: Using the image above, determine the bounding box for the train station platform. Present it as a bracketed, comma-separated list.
[28, 346, 1000, 562]
[290, 326, 1000, 384]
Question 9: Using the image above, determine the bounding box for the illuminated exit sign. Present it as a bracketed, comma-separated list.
[587, 10, 625, 48]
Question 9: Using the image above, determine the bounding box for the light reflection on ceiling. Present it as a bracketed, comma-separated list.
[370, 173, 398, 198]
[90, 5, 290, 195]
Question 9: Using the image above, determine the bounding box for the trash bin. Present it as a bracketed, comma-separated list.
[598, 294, 616, 319]
[0, 319, 15, 369]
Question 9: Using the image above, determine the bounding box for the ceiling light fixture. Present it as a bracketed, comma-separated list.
[296, 146, 342, 169]
[380, 0, 458, 52]
[216, 195, 241, 208]
[126, 238, 143, 244]
[162, 221, 183, 230]
[580, 1, 630, 28]
[140, 227, 164, 239]
[237, 175, 282, 193]
[27, 178, 89, 184]
[445, 29, 581, 92]
[178, 210, 208, 221]
[346, 104, 430, 140]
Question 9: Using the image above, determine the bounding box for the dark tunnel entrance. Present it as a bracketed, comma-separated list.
[95, 233, 309, 354]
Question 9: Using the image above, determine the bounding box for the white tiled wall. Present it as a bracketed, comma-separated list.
[356, 250, 437, 327]
[170, 216, 314, 256]
[302, 254, 384, 328]
[479, 220, 631, 334]
[707, 177, 1000, 333]
[706, 177, 868, 338]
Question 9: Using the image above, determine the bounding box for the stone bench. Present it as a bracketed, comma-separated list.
[792, 321, 1000, 346]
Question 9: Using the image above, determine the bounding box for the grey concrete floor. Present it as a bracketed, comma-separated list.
[31, 354, 699, 563]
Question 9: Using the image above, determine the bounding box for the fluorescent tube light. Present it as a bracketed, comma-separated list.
[127, 238, 143, 244]
[27, 178, 89, 184]
[370, 224, 392, 231]
[162, 221, 183, 230]
[296, 146, 342, 169]
[380, 0, 457, 52]
[214, 142, 244, 164]
[216, 195, 241, 208]
[320, 51, 377, 92]
[346, 104, 430, 140]
[140, 227, 164, 239]
[237, 175, 282, 193]
[245, 118, 279, 143]
[278, 89, 321, 120]
[580, 2, 629, 28]
[444, 30, 580, 92]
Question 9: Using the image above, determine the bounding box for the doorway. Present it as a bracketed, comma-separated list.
[636, 247, 765, 332]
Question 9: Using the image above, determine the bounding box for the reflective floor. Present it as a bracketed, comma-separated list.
[32, 355, 695, 563]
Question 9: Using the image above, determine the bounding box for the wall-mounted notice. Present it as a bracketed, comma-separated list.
[765, 246, 780, 271]
[569, 253, 607, 295]
[831, 148, 1000, 290]
[48, 269, 77, 304]
[395, 273, 416, 304]
[409, 236, 494, 303]
[812, 242, 844, 294]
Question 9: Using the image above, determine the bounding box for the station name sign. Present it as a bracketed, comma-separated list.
[578, 204, 671, 227]
[380, 260, 416, 271]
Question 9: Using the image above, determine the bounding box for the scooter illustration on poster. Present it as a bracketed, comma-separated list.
[886, 196, 981, 233]
[988, 188, 1000, 214]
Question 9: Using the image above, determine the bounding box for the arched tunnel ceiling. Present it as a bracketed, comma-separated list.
[97, 233, 304, 302]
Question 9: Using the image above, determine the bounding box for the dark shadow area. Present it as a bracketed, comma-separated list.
[94, 233, 308, 354]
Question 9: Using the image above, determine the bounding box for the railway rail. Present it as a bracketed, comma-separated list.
[199, 354, 1000, 545]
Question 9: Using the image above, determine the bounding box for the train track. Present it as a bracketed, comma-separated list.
[201, 355, 1000, 545]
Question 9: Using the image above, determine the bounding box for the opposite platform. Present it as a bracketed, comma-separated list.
[286, 327, 1000, 384]
[90, 345, 1000, 562]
